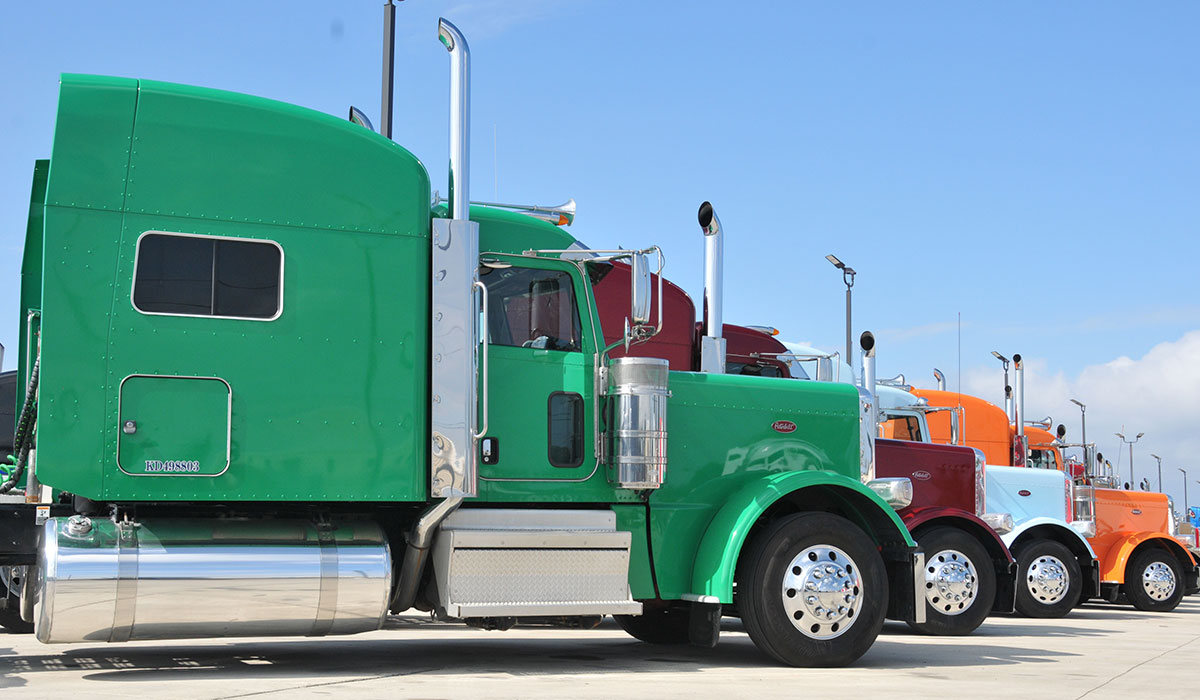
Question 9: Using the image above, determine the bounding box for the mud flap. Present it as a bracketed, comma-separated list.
[1082, 558, 1102, 601]
[1185, 564, 1199, 596]
[991, 558, 1017, 613]
[885, 547, 925, 624]
[688, 601, 721, 648]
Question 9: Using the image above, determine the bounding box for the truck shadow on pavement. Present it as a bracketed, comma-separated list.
[0, 618, 1080, 688]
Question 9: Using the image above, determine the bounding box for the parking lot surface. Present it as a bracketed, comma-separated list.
[2, 598, 1198, 699]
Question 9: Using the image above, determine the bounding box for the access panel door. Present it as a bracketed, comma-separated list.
[117, 375, 232, 476]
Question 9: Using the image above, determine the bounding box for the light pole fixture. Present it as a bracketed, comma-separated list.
[993, 352, 1011, 420]
[1151, 453, 1163, 493]
[1116, 431, 1144, 488]
[1070, 398, 1087, 475]
[826, 255, 856, 368]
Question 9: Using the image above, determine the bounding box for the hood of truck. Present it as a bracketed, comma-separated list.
[875, 438, 976, 513]
[985, 464, 1070, 526]
[1092, 488, 1171, 541]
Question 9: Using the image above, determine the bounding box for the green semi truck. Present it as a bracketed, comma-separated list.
[0, 19, 924, 667]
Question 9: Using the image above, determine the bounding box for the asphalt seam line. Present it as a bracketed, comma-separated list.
[1074, 632, 1200, 699]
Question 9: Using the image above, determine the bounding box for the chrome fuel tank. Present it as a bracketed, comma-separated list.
[36, 517, 391, 643]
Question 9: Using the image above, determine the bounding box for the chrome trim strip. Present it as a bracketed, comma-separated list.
[114, 374, 233, 478]
[129, 230, 285, 322]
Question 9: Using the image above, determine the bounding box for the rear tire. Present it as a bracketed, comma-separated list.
[736, 513, 887, 667]
[1013, 539, 1081, 618]
[1123, 548, 1184, 612]
[614, 602, 690, 644]
[905, 526, 994, 636]
[0, 568, 33, 634]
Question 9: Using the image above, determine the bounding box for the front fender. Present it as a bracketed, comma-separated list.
[902, 506, 1014, 564]
[1101, 532, 1198, 584]
[689, 471, 915, 603]
[1003, 516, 1097, 557]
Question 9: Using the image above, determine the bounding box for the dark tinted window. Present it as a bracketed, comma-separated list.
[134, 234, 281, 319]
[548, 392, 584, 468]
[480, 266, 582, 351]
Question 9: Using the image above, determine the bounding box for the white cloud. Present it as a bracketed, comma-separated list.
[955, 330, 1200, 510]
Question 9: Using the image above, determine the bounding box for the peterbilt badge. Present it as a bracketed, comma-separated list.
[772, 420, 797, 434]
[912, 470, 932, 481]
[1018, 489, 1032, 497]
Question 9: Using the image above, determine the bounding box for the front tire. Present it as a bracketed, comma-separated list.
[736, 513, 887, 667]
[1013, 539, 1081, 618]
[905, 526, 994, 636]
[1123, 548, 1184, 612]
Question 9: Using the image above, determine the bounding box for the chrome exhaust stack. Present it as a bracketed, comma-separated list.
[933, 367, 945, 391]
[1013, 353, 1026, 466]
[411, 17, 478, 611]
[698, 201, 725, 374]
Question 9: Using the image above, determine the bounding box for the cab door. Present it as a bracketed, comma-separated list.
[476, 259, 600, 493]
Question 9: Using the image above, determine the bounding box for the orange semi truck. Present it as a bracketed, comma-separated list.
[913, 356, 1199, 611]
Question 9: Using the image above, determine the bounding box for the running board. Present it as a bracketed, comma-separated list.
[430, 509, 642, 619]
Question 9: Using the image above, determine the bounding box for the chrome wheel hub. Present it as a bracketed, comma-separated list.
[782, 545, 863, 640]
[1142, 561, 1177, 601]
[923, 549, 977, 616]
[1026, 555, 1069, 605]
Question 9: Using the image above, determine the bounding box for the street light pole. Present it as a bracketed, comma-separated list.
[1116, 431, 1144, 488]
[826, 255, 856, 367]
[992, 352, 1011, 420]
[1070, 398, 1087, 475]
[1151, 454, 1163, 492]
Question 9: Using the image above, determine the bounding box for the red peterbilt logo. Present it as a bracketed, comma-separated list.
[912, 470, 932, 481]
[1018, 489, 1032, 497]
[772, 420, 797, 433]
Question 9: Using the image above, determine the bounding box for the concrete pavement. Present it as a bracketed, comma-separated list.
[1, 598, 1198, 699]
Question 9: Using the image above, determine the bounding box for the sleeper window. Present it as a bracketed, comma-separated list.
[134, 233, 282, 320]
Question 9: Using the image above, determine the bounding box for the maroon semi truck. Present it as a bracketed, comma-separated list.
[589, 257, 1016, 634]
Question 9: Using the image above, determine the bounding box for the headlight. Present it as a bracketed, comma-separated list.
[973, 447, 986, 517]
[856, 386, 875, 482]
[868, 477, 913, 509]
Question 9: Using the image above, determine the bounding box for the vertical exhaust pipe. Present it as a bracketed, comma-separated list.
[439, 18, 470, 221]
[861, 331, 877, 427]
[407, 18, 476, 612]
[1013, 353, 1025, 466]
[698, 201, 725, 374]
[933, 368, 945, 391]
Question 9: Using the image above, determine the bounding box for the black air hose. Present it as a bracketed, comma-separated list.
[1, 356, 39, 494]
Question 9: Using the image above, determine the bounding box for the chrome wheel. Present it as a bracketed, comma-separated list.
[781, 545, 863, 640]
[923, 549, 977, 615]
[1142, 561, 1177, 601]
[1026, 554, 1069, 605]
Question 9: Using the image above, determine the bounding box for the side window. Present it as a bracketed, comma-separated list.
[882, 414, 923, 442]
[547, 392, 584, 467]
[480, 265, 582, 351]
[134, 232, 283, 320]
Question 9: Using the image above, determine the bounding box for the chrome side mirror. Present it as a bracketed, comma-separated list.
[630, 251, 652, 326]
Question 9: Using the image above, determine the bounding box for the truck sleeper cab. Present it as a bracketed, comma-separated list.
[0, 30, 924, 670]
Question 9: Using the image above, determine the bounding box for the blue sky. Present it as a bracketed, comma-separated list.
[2, 2, 1199, 508]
